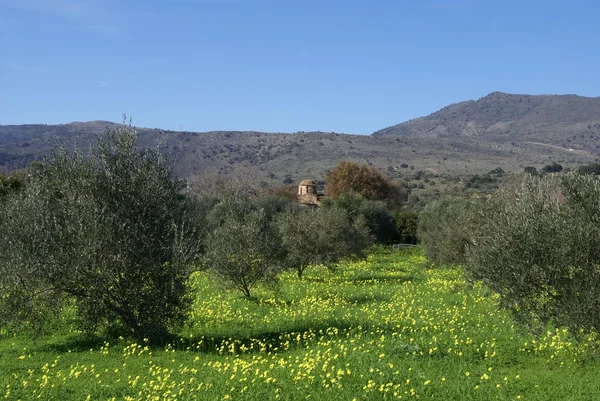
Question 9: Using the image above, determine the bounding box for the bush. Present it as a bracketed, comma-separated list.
[523, 166, 538, 175]
[417, 197, 479, 266]
[542, 162, 563, 173]
[576, 162, 600, 175]
[0, 127, 202, 342]
[392, 211, 418, 244]
[323, 192, 398, 244]
[465, 174, 496, 189]
[0, 173, 23, 200]
[465, 173, 600, 333]
[278, 206, 372, 279]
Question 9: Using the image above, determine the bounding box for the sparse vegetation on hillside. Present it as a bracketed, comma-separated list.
[373, 92, 600, 142]
[4, 94, 600, 187]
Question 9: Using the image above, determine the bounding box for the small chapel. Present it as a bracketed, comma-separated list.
[297, 179, 326, 206]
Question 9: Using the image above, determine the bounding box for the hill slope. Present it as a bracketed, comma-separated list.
[373, 92, 600, 147]
[2, 92, 600, 183]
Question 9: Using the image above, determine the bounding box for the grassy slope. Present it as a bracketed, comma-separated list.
[1, 248, 599, 400]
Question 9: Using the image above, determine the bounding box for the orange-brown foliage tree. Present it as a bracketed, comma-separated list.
[326, 161, 406, 209]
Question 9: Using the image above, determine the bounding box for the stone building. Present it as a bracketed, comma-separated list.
[297, 179, 326, 206]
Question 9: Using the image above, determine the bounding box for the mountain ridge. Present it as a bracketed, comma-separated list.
[2, 92, 600, 183]
[372, 92, 600, 141]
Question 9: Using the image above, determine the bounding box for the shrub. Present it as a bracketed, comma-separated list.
[488, 167, 505, 176]
[465, 173, 600, 333]
[465, 174, 496, 189]
[417, 197, 479, 266]
[0, 127, 202, 342]
[576, 162, 600, 175]
[542, 162, 563, 173]
[0, 173, 23, 200]
[392, 211, 418, 244]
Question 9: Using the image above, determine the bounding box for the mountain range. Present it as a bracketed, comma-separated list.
[2, 92, 599, 183]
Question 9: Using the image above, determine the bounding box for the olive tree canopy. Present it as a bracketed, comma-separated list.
[0, 127, 202, 342]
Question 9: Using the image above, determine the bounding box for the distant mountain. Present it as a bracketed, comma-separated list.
[2, 92, 600, 183]
[373, 92, 600, 145]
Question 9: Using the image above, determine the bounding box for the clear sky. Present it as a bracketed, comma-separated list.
[1, 0, 598, 134]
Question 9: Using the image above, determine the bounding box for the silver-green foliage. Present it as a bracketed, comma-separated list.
[278, 206, 372, 279]
[417, 197, 479, 266]
[0, 127, 202, 342]
[465, 173, 600, 333]
[204, 196, 285, 297]
[322, 191, 397, 244]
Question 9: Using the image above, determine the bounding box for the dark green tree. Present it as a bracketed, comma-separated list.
[392, 211, 419, 244]
[542, 162, 563, 173]
[0, 173, 24, 200]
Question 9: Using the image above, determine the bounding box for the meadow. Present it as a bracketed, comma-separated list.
[1, 247, 599, 400]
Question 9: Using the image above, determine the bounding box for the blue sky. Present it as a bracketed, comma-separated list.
[1, 0, 598, 134]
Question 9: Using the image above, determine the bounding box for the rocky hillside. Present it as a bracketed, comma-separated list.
[2, 92, 600, 183]
[373, 92, 600, 149]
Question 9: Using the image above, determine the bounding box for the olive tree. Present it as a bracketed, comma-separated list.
[417, 197, 480, 266]
[0, 127, 202, 342]
[465, 173, 600, 333]
[392, 211, 418, 244]
[278, 206, 372, 279]
[323, 191, 398, 244]
[204, 196, 285, 297]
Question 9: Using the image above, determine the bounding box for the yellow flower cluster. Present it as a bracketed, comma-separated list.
[2, 247, 599, 400]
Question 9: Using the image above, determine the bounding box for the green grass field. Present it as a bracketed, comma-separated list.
[2, 247, 599, 400]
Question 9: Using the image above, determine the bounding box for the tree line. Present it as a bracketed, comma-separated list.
[8, 125, 592, 342]
[0, 127, 406, 343]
